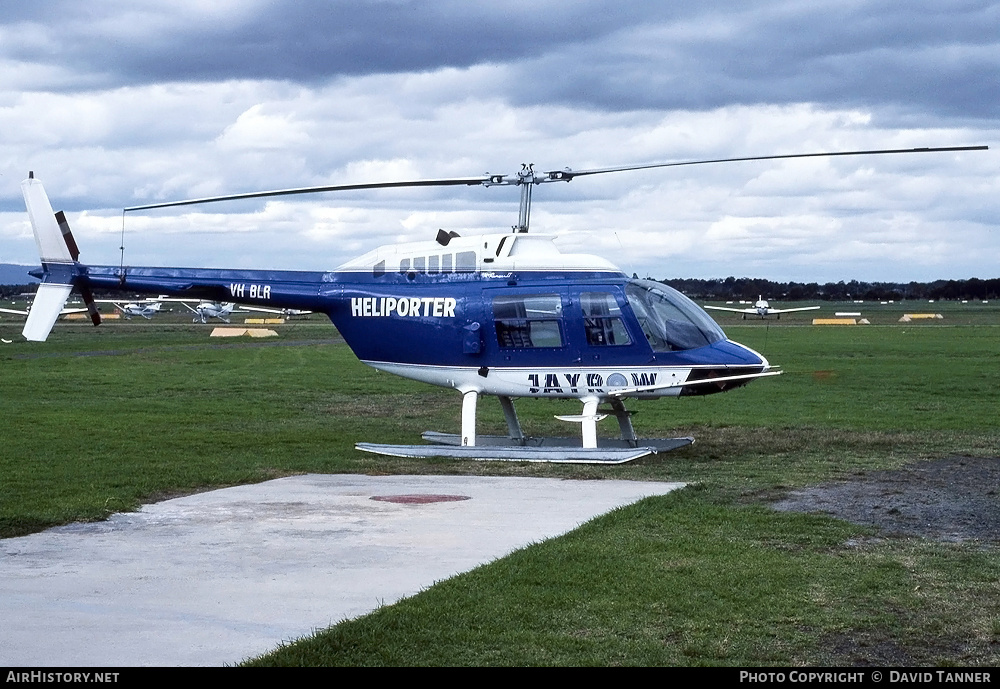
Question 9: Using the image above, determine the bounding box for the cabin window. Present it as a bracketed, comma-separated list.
[624, 279, 725, 352]
[581, 292, 631, 346]
[493, 294, 564, 348]
[399, 258, 410, 273]
[456, 251, 476, 272]
[441, 253, 453, 273]
[428, 255, 440, 275]
[373, 260, 385, 278]
[413, 256, 425, 273]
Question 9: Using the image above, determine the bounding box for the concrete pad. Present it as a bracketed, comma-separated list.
[1, 474, 684, 667]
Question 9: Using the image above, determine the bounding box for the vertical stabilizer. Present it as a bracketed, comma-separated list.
[22, 176, 73, 263]
[23, 284, 73, 342]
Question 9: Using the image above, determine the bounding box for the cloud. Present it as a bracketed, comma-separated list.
[0, 1, 996, 282]
[5, 2, 997, 120]
[1, 1, 649, 86]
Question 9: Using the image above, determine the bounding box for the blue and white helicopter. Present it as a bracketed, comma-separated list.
[19, 145, 985, 463]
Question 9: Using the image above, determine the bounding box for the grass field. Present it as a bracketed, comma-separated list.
[2, 302, 999, 665]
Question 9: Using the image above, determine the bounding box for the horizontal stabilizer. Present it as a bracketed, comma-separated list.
[23, 283, 73, 342]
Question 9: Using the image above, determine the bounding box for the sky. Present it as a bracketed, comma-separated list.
[0, 0, 996, 282]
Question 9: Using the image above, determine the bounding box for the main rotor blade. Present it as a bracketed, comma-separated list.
[124, 144, 987, 212]
[124, 176, 490, 212]
[547, 145, 988, 180]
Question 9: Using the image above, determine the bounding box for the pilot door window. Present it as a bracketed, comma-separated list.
[580, 292, 631, 346]
[493, 294, 564, 348]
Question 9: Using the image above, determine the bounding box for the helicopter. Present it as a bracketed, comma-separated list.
[18, 145, 986, 463]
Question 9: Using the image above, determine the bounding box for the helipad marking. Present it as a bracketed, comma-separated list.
[371, 494, 472, 504]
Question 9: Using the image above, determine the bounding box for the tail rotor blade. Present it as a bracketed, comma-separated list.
[54, 211, 81, 261]
[79, 286, 102, 326]
[54, 210, 100, 326]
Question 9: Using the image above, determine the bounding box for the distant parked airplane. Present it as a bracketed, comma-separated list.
[168, 300, 241, 324]
[159, 298, 309, 323]
[96, 299, 166, 319]
[704, 296, 820, 320]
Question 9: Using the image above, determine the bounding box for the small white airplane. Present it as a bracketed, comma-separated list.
[158, 298, 308, 323]
[168, 300, 240, 323]
[252, 306, 313, 318]
[96, 299, 165, 319]
[704, 296, 820, 320]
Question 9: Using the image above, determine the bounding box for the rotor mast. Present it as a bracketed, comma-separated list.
[481, 163, 573, 233]
[517, 167, 532, 233]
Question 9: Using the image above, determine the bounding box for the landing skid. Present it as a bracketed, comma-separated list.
[421, 431, 693, 452]
[353, 393, 693, 464]
[355, 437, 692, 464]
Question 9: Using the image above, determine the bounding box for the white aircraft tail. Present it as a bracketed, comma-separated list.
[22, 284, 73, 342]
[20, 174, 101, 341]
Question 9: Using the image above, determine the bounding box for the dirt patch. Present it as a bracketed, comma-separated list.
[773, 456, 1000, 542]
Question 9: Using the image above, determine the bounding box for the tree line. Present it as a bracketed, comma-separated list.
[662, 277, 1000, 302]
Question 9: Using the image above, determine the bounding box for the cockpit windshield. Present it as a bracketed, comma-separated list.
[624, 279, 726, 352]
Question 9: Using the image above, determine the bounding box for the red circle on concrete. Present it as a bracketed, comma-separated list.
[370, 494, 472, 504]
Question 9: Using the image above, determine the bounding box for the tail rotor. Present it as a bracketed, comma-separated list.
[54, 210, 101, 326]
